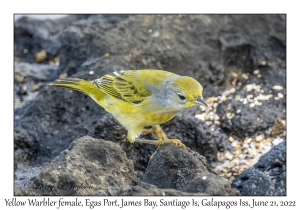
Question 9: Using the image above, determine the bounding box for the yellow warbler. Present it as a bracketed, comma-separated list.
[49, 70, 207, 148]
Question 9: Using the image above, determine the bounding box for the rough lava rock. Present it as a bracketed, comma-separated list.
[14, 15, 92, 64]
[143, 144, 239, 195]
[57, 15, 285, 96]
[15, 136, 237, 196]
[216, 94, 286, 139]
[18, 136, 135, 195]
[232, 141, 286, 195]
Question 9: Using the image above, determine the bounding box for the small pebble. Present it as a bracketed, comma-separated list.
[35, 49, 47, 63]
[195, 114, 205, 121]
[59, 73, 68, 79]
[221, 95, 227, 102]
[242, 74, 249, 79]
[247, 94, 253, 100]
[214, 115, 220, 121]
[231, 72, 238, 77]
[253, 69, 260, 74]
[104, 53, 110, 58]
[250, 142, 256, 149]
[242, 144, 249, 149]
[226, 113, 235, 119]
[273, 85, 283, 91]
[200, 106, 207, 112]
[272, 137, 284, 146]
[245, 84, 261, 92]
[231, 141, 238, 147]
[239, 154, 245, 158]
[152, 31, 160, 37]
[235, 94, 241, 99]
[245, 138, 252, 144]
[256, 134, 265, 141]
[256, 94, 273, 101]
[278, 93, 284, 98]
[205, 121, 213, 126]
[214, 120, 220, 126]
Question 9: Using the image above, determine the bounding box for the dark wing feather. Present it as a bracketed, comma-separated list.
[92, 70, 151, 104]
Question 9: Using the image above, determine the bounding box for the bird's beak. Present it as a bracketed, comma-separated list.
[196, 97, 208, 107]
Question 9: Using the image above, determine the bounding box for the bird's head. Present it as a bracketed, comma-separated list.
[165, 76, 208, 111]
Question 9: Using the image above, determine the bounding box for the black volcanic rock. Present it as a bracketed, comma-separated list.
[18, 136, 135, 195]
[15, 136, 237, 196]
[143, 144, 239, 195]
[232, 141, 286, 196]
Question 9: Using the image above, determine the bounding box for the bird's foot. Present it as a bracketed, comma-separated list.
[134, 138, 186, 149]
[134, 138, 186, 161]
[138, 125, 186, 149]
[156, 139, 186, 149]
[150, 151, 157, 160]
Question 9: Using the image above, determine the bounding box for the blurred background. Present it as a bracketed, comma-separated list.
[14, 14, 286, 195]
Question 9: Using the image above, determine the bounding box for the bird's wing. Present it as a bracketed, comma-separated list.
[92, 70, 151, 104]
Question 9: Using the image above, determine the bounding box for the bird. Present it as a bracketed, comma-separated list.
[48, 70, 208, 148]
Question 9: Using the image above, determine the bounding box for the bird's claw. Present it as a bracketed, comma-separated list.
[150, 151, 157, 160]
[156, 139, 186, 149]
[171, 139, 187, 149]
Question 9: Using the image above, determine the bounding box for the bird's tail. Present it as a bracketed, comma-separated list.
[48, 78, 105, 103]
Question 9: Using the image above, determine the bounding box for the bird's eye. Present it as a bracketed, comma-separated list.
[177, 94, 186, 101]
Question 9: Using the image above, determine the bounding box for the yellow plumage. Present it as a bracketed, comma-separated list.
[49, 70, 207, 147]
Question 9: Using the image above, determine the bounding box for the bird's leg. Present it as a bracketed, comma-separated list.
[141, 127, 155, 135]
[152, 125, 168, 140]
[135, 125, 186, 149]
